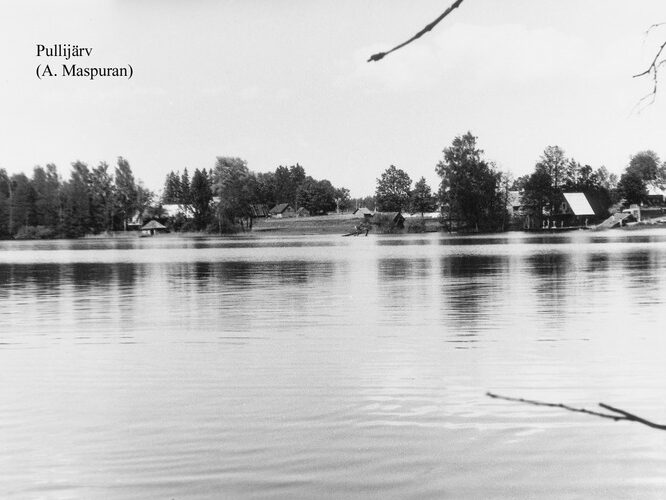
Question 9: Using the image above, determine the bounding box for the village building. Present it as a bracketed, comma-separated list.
[353, 207, 374, 220]
[532, 192, 598, 229]
[506, 190, 540, 230]
[141, 220, 168, 236]
[127, 211, 143, 231]
[249, 204, 270, 218]
[560, 192, 596, 226]
[507, 191, 604, 230]
[620, 203, 666, 223]
[269, 203, 296, 218]
[296, 207, 310, 217]
[646, 185, 666, 206]
[506, 191, 522, 218]
[372, 211, 405, 229]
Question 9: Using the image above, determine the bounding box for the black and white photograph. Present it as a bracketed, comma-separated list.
[2, 1, 666, 498]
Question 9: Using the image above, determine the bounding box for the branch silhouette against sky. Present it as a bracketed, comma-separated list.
[368, 1, 665, 104]
[634, 22, 666, 105]
[367, 0, 465, 62]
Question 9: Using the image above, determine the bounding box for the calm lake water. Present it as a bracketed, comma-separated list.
[2, 230, 666, 499]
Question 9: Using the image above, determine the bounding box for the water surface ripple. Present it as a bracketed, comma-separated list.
[1, 231, 666, 499]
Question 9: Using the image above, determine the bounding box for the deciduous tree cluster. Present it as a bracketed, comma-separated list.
[374, 166, 436, 215]
[436, 132, 506, 232]
[370, 132, 663, 233]
[162, 160, 351, 233]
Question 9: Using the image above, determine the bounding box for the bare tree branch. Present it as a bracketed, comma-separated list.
[368, 6, 665, 107]
[634, 21, 666, 106]
[487, 392, 666, 431]
[633, 40, 666, 79]
[367, 0, 465, 63]
[644, 22, 666, 36]
[599, 403, 666, 430]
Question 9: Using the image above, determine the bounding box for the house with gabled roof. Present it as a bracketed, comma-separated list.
[269, 203, 296, 218]
[353, 207, 374, 221]
[249, 204, 270, 218]
[545, 192, 599, 228]
[141, 220, 168, 236]
[562, 193, 596, 217]
[372, 211, 405, 229]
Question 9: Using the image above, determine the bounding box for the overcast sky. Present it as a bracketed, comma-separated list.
[1, 0, 665, 197]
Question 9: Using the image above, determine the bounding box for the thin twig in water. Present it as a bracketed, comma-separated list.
[486, 392, 623, 421]
[367, 0, 465, 62]
[599, 403, 666, 430]
[486, 392, 666, 431]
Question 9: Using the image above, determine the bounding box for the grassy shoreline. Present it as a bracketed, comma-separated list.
[9, 214, 441, 240]
[10, 215, 666, 241]
[252, 213, 442, 235]
[252, 214, 365, 235]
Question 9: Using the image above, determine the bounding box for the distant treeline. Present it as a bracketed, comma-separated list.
[2, 137, 660, 239]
[0, 157, 151, 239]
[0, 156, 352, 238]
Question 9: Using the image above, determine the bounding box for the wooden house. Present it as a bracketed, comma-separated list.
[353, 207, 374, 220]
[249, 204, 270, 218]
[372, 211, 405, 229]
[269, 203, 296, 218]
[559, 192, 597, 226]
[141, 220, 168, 236]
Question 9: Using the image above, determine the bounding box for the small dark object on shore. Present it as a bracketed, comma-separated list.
[342, 224, 370, 237]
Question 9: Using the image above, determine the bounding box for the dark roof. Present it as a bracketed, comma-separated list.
[141, 220, 167, 230]
[270, 203, 292, 214]
[353, 207, 373, 216]
[379, 211, 404, 221]
[249, 204, 269, 217]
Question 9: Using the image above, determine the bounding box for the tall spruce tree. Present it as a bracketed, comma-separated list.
[62, 161, 92, 237]
[410, 177, 435, 216]
[90, 162, 115, 232]
[190, 168, 213, 230]
[114, 157, 137, 231]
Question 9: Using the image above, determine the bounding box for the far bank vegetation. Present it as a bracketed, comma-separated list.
[0, 133, 664, 239]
